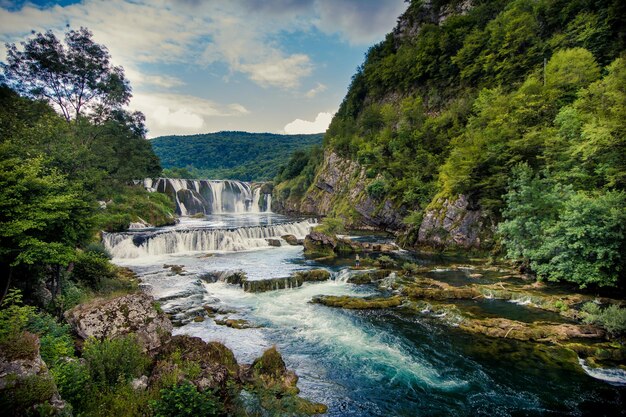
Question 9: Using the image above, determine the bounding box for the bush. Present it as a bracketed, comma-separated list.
[72, 250, 116, 290]
[51, 360, 90, 408]
[83, 335, 149, 388]
[314, 217, 345, 236]
[581, 302, 626, 336]
[0, 289, 35, 342]
[375, 255, 396, 268]
[0, 374, 56, 414]
[151, 381, 222, 417]
[366, 179, 388, 200]
[28, 313, 75, 364]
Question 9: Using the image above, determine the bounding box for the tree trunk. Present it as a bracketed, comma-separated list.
[0, 263, 12, 304]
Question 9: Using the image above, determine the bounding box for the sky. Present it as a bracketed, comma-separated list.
[0, 0, 407, 138]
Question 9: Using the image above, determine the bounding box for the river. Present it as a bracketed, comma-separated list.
[104, 210, 626, 416]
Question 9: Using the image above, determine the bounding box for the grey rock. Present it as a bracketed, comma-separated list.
[65, 292, 173, 353]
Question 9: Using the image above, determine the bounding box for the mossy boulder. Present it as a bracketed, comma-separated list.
[303, 231, 337, 259]
[64, 293, 173, 353]
[458, 318, 605, 342]
[312, 295, 404, 309]
[242, 347, 327, 415]
[0, 333, 67, 415]
[402, 279, 481, 300]
[281, 234, 300, 245]
[152, 335, 239, 393]
[241, 269, 330, 293]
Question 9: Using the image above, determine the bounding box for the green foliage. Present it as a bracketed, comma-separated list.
[500, 165, 626, 288]
[582, 302, 626, 336]
[50, 360, 90, 408]
[82, 335, 149, 388]
[0, 373, 57, 415]
[152, 131, 323, 181]
[375, 255, 396, 269]
[314, 218, 345, 236]
[366, 179, 388, 200]
[91, 184, 175, 232]
[0, 289, 36, 341]
[72, 250, 116, 290]
[150, 382, 223, 417]
[27, 313, 75, 365]
[531, 191, 625, 288]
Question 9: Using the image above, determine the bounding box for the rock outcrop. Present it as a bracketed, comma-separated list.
[65, 292, 172, 352]
[303, 230, 397, 259]
[0, 332, 66, 415]
[275, 151, 407, 232]
[416, 195, 495, 249]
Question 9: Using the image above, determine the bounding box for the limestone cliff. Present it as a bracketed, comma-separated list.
[274, 150, 407, 232]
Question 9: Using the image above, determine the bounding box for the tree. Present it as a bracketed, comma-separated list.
[0, 151, 91, 300]
[3, 27, 130, 121]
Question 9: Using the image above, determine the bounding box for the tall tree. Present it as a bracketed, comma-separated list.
[2, 27, 130, 121]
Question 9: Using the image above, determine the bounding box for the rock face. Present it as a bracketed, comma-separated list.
[417, 195, 495, 249]
[275, 151, 407, 232]
[303, 230, 397, 259]
[65, 293, 172, 352]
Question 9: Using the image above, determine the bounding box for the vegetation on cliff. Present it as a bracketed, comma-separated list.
[152, 131, 322, 181]
[278, 0, 626, 289]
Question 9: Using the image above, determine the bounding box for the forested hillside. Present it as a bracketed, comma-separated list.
[151, 131, 322, 181]
[277, 0, 626, 289]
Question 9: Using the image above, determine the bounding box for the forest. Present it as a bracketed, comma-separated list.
[282, 0, 626, 290]
[152, 131, 322, 181]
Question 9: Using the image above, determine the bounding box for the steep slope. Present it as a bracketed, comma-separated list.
[151, 131, 322, 181]
[274, 0, 626, 250]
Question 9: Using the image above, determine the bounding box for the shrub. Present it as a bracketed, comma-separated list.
[314, 217, 345, 235]
[72, 250, 116, 290]
[0, 289, 35, 341]
[0, 374, 56, 414]
[151, 381, 223, 417]
[366, 179, 388, 200]
[82, 335, 149, 388]
[28, 313, 75, 364]
[51, 360, 90, 408]
[581, 302, 626, 336]
[375, 255, 396, 268]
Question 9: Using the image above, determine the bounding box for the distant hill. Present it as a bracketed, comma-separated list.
[150, 131, 323, 181]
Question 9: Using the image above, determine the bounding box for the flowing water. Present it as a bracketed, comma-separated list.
[105, 212, 626, 416]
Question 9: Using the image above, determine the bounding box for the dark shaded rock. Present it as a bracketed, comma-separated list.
[281, 234, 300, 245]
[266, 238, 281, 247]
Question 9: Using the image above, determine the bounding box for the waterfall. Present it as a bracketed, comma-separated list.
[103, 219, 313, 258]
[146, 178, 271, 216]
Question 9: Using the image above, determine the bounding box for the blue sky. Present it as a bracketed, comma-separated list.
[0, 0, 407, 137]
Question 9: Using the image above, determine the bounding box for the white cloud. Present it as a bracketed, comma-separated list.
[305, 82, 327, 98]
[284, 111, 333, 134]
[130, 92, 248, 137]
[314, 0, 407, 45]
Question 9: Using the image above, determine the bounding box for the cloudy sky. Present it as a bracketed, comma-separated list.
[0, 0, 407, 137]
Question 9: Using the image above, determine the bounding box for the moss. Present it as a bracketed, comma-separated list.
[0, 331, 39, 361]
[214, 318, 253, 329]
[312, 295, 403, 309]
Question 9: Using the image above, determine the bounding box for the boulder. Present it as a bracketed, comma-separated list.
[266, 238, 282, 247]
[65, 293, 172, 353]
[281, 234, 300, 246]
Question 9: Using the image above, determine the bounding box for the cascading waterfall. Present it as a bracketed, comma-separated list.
[144, 178, 272, 215]
[103, 219, 313, 258]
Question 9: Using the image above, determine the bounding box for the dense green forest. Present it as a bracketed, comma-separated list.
[152, 131, 322, 181]
[282, 0, 626, 289]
